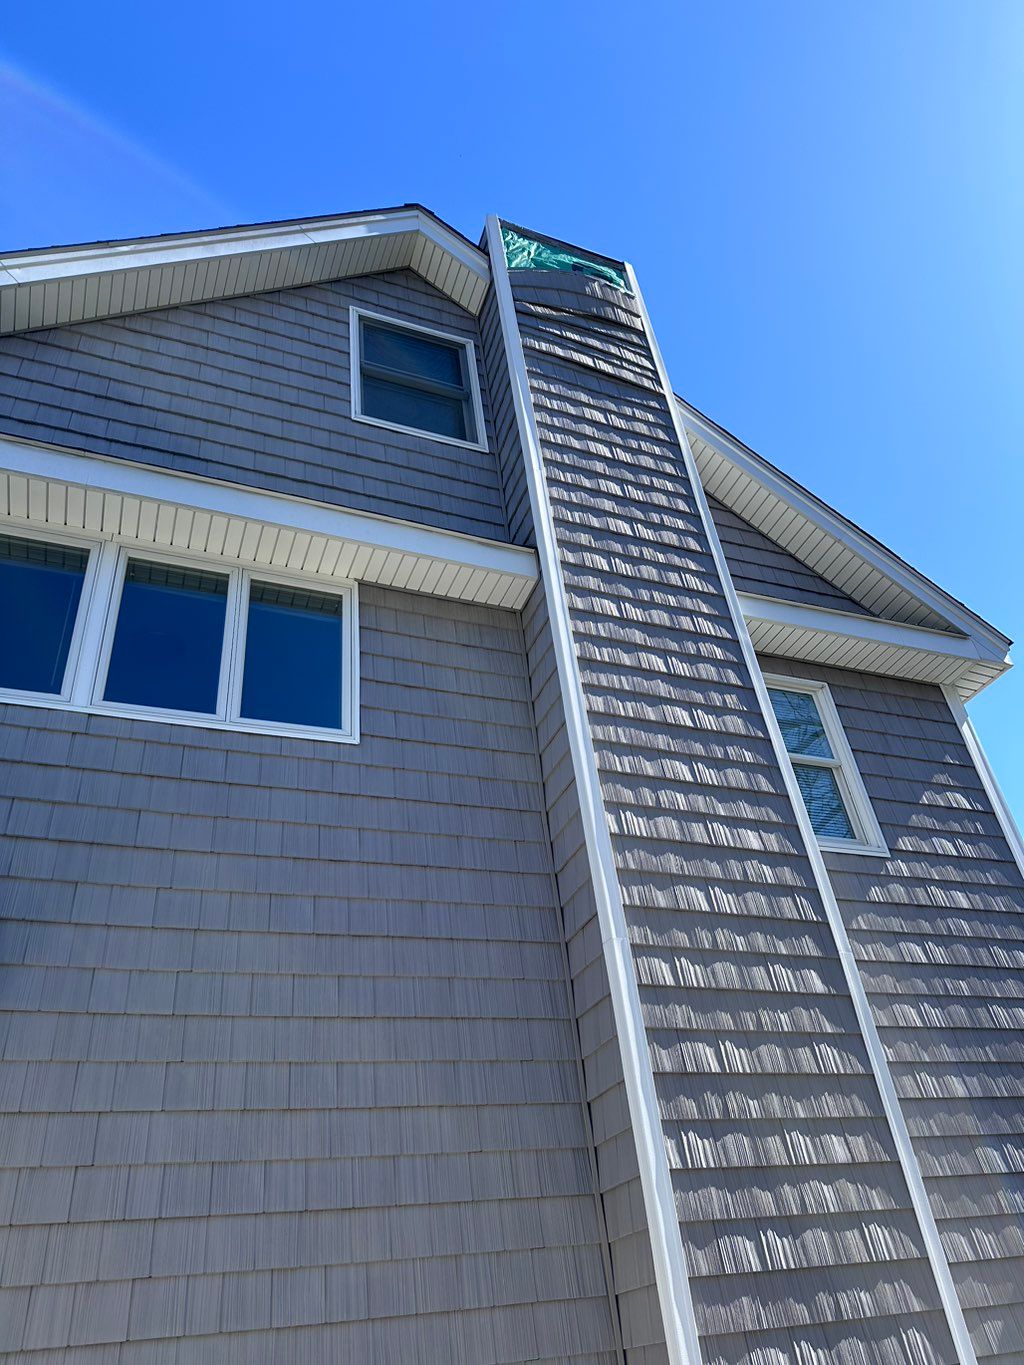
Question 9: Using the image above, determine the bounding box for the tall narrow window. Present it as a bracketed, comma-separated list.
[0, 533, 89, 696]
[352, 310, 483, 447]
[766, 676, 888, 855]
[103, 559, 229, 714]
[240, 581, 347, 730]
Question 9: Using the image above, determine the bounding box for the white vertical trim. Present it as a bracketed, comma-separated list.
[484, 218, 704, 1365]
[626, 261, 979, 1365]
[943, 685, 1024, 878]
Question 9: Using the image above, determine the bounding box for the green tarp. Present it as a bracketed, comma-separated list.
[501, 225, 629, 292]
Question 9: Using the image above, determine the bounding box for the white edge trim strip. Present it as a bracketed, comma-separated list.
[484, 218, 704, 1365]
[943, 687, 1024, 879]
[0, 207, 488, 287]
[0, 435, 538, 601]
[629, 263, 980, 1365]
[684, 404, 1010, 658]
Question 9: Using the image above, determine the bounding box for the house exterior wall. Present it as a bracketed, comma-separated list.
[0, 269, 508, 540]
[759, 655, 1024, 1365]
[0, 585, 621, 1362]
[706, 494, 874, 615]
[504, 264, 958, 1365]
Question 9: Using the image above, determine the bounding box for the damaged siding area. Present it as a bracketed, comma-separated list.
[0, 586, 619, 1364]
[0, 270, 506, 541]
[508, 265, 959, 1365]
[762, 656, 1024, 1365]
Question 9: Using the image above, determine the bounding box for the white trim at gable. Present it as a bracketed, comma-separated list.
[0, 435, 538, 611]
[739, 592, 1010, 700]
[684, 401, 1011, 656]
[0, 206, 490, 331]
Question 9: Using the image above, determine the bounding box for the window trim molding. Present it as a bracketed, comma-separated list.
[763, 671, 889, 857]
[0, 529, 361, 744]
[349, 306, 488, 452]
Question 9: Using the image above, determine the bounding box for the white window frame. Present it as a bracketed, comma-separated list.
[349, 306, 487, 452]
[763, 672, 889, 857]
[0, 530, 360, 744]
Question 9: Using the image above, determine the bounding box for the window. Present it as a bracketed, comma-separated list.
[0, 532, 90, 697]
[765, 674, 888, 855]
[0, 531, 358, 743]
[351, 308, 485, 449]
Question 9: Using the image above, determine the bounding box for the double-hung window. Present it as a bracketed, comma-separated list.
[0, 532, 358, 743]
[351, 308, 485, 449]
[765, 674, 887, 855]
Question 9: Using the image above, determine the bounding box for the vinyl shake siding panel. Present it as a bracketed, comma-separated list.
[0, 586, 620, 1362]
[0, 269, 507, 540]
[506, 266, 958, 1364]
[760, 656, 1024, 1365]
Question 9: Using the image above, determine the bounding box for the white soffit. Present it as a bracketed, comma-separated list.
[0, 206, 490, 332]
[683, 400, 1011, 658]
[0, 437, 537, 611]
[739, 593, 1010, 701]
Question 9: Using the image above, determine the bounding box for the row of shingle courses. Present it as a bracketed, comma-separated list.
[0, 268, 507, 539]
[762, 656, 1024, 1365]
[521, 586, 668, 1365]
[705, 495, 873, 616]
[510, 268, 960, 1365]
[0, 585, 619, 1359]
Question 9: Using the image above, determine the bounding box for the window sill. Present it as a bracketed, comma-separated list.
[350, 409, 489, 454]
[0, 690, 359, 745]
[817, 836, 890, 859]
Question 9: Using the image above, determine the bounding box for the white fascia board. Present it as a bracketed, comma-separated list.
[0, 434, 537, 601]
[944, 686, 1024, 879]
[683, 402, 1011, 659]
[737, 592, 1007, 664]
[0, 207, 488, 290]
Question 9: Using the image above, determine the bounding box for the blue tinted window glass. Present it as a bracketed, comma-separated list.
[0, 534, 88, 694]
[240, 581, 346, 729]
[104, 560, 228, 714]
[362, 323, 464, 386]
[793, 763, 855, 839]
[768, 687, 834, 758]
[362, 375, 467, 440]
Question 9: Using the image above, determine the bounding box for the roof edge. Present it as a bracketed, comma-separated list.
[681, 396, 1012, 658]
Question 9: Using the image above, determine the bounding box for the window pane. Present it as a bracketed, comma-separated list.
[104, 560, 228, 714]
[362, 323, 464, 387]
[794, 762, 855, 839]
[768, 687, 834, 758]
[0, 533, 88, 694]
[240, 581, 346, 729]
[362, 375, 468, 441]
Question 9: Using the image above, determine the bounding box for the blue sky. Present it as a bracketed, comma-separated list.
[2, 2, 1022, 813]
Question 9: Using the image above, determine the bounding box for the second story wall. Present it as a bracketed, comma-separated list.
[0, 269, 509, 541]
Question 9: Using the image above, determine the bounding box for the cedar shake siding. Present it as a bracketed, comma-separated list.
[0, 270, 506, 540]
[759, 657, 1024, 1365]
[0, 588, 620, 1362]
[0, 208, 1017, 1364]
[505, 266, 957, 1364]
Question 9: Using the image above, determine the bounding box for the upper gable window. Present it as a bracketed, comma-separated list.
[765, 674, 888, 856]
[350, 308, 485, 450]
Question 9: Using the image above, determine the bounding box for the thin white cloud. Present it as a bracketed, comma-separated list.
[0, 61, 234, 248]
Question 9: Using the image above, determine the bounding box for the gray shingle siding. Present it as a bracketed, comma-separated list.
[760, 655, 1024, 1365]
[507, 264, 958, 1363]
[0, 269, 508, 541]
[0, 585, 619, 1361]
[706, 494, 874, 615]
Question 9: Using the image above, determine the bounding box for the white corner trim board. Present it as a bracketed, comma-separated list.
[485, 218, 705, 1365]
[943, 685, 1024, 880]
[0, 434, 538, 611]
[628, 262, 980, 1365]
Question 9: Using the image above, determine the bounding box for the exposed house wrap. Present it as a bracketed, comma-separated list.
[0, 205, 1019, 1364]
